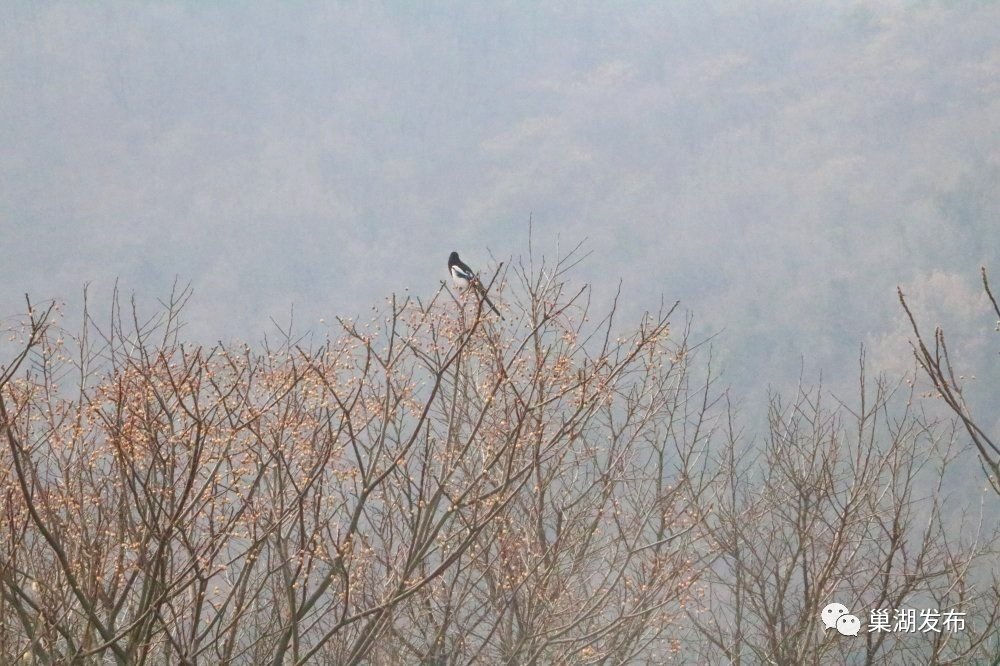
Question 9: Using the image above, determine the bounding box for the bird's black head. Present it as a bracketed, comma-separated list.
[448, 251, 460, 266]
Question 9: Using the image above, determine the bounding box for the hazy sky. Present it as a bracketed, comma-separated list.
[3, 1, 998, 401]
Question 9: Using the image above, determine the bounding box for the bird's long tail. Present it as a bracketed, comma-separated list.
[475, 282, 502, 317]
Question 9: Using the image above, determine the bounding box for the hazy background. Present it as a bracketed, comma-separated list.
[3, 1, 998, 424]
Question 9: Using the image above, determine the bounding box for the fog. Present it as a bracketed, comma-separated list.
[3, 1, 998, 408]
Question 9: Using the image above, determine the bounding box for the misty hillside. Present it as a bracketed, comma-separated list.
[3, 2, 999, 412]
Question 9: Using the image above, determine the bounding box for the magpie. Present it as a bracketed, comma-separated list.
[448, 251, 501, 317]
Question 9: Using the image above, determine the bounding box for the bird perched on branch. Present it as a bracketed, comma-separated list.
[448, 251, 501, 317]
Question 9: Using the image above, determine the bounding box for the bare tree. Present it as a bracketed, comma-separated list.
[4, 256, 997, 665]
[899, 266, 1000, 495]
[0, 248, 721, 664]
[688, 353, 1000, 665]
